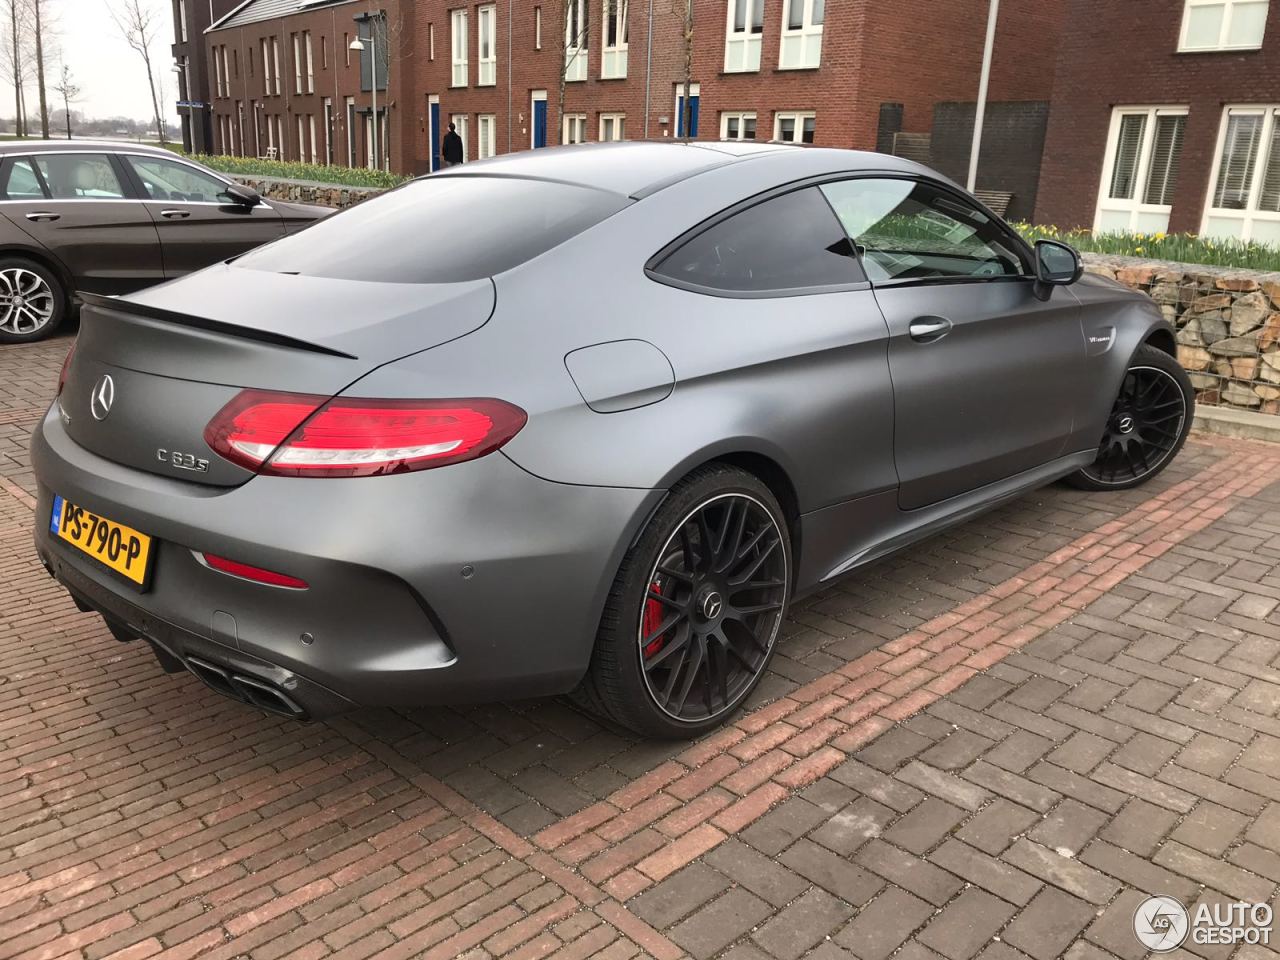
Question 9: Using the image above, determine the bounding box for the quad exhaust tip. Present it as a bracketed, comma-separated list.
[185, 656, 307, 719]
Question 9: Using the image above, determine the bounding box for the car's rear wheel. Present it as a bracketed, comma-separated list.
[1066, 343, 1193, 491]
[0, 257, 65, 343]
[579, 464, 791, 738]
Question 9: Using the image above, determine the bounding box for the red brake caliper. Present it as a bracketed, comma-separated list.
[643, 581, 666, 658]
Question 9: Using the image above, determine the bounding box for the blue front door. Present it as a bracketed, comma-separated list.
[534, 99, 548, 148]
[676, 92, 699, 138]
[429, 100, 441, 171]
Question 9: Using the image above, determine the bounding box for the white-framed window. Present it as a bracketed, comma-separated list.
[296, 114, 306, 161]
[1094, 106, 1188, 234]
[451, 8, 469, 87]
[1179, 0, 1269, 51]
[563, 112, 587, 144]
[535, 5, 543, 48]
[260, 40, 270, 95]
[322, 34, 328, 69]
[779, 0, 823, 69]
[1202, 105, 1280, 244]
[213, 45, 224, 97]
[345, 96, 356, 166]
[178, 0, 188, 42]
[451, 113, 470, 159]
[721, 110, 757, 140]
[599, 112, 625, 140]
[293, 33, 303, 94]
[478, 113, 497, 158]
[478, 5, 497, 85]
[602, 0, 628, 78]
[565, 0, 587, 81]
[774, 111, 815, 144]
[272, 37, 282, 95]
[309, 114, 317, 162]
[428, 23, 435, 60]
[725, 0, 763, 72]
[305, 31, 315, 93]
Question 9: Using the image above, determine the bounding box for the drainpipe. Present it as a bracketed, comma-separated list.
[507, 0, 513, 152]
[643, 0, 653, 138]
[966, 0, 999, 193]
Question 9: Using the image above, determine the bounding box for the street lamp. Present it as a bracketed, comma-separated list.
[172, 60, 195, 153]
[349, 34, 379, 171]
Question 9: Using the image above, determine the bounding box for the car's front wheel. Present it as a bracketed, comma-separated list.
[579, 464, 791, 738]
[1067, 343, 1193, 491]
[0, 257, 65, 344]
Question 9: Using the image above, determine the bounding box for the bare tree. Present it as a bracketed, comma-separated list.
[3, 0, 28, 136]
[52, 61, 76, 138]
[31, 0, 47, 136]
[556, 0, 589, 144]
[110, 0, 166, 143]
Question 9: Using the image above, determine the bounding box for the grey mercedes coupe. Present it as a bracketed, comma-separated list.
[32, 142, 1192, 738]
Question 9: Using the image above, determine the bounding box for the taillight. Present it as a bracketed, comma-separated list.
[203, 390, 527, 478]
[57, 340, 77, 396]
[200, 552, 308, 589]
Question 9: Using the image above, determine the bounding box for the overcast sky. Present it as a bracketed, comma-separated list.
[34, 0, 177, 123]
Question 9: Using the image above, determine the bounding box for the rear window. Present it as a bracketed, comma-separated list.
[236, 175, 628, 283]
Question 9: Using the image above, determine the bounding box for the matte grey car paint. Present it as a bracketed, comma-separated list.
[31, 142, 1174, 719]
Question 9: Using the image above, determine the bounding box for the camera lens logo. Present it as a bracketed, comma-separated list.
[1134, 896, 1190, 952]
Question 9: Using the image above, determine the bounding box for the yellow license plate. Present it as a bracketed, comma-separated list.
[50, 495, 153, 587]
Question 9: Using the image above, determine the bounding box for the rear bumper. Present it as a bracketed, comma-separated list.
[32, 405, 661, 719]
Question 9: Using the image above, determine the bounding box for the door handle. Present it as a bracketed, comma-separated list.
[908, 316, 952, 343]
[25, 211, 59, 222]
[160, 209, 191, 219]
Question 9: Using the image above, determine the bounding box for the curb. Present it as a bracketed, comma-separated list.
[1192, 402, 1280, 443]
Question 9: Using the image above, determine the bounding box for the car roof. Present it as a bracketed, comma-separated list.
[0, 139, 179, 158]
[430, 141, 943, 200]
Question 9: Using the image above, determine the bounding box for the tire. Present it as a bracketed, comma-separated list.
[1066, 343, 1193, 491]
[0, 257, 66, 344]
[577, 464, 792, 739]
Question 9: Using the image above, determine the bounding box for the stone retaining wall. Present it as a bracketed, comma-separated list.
[1082, 257, 1280, 413]
[229, 174, 382, 209]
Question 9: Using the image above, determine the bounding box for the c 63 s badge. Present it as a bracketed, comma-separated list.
[158, 449, 210, 473]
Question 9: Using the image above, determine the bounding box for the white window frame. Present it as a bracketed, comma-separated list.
[720, 110, 757, 141]
[1093, 106, 1189, 235]
[345, 95, 356, 166]
[774, 110, 815, 144]
[451, 8, 469, 87]
[565, 0, 587, 82]
[272, 37, 282, 95]
[1178, 0, 1270, 51]
[562, 112, 587, 144]
[305, 31, 315, 94]
[478, 4, 497, 86]
[1201, 104, 1280, 243]
[309, 114, 317, 163]
[599, 112, 625, 141]
[535, 5, 543, 48]
[213, 44, 224, 97]
[724, 0, 763, 72]
[428, 23, 435, 60]
[293, 33, 303, 94]
[178, 0, 188, 42]
[297, 114, 306, 161]
[602, 0, 628, 78]
[478, 113, 497, 158]
[451, 113, 470, 160]
[779, 0, 823, 69]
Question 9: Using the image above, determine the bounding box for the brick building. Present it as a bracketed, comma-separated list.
[206, 0, 1064, 191]
[1036, 0, 1280, 242]
[171, 0, 243, 153]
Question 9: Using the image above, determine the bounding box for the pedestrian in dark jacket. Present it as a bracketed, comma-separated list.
[442, 123, 464, 167]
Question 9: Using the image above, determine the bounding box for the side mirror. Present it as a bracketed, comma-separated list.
[1033, 239, 1082, 300]
[223, 183, 261, 207]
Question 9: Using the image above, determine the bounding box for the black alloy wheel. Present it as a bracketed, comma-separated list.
[639, 492, 788, 723]
[1069, 344, 1193, 491]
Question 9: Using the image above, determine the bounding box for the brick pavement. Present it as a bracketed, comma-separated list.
[5, 332, 1280, 959]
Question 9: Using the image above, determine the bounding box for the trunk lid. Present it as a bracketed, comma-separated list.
[59, 266, 495, 487]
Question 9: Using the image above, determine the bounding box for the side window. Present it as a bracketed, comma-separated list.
[126, 156, 235, 203]
[0, 158, 47, 201]
[820, 178, 1027, 283]
[31, 154, 127, 200]
[653, 186, 864, 294]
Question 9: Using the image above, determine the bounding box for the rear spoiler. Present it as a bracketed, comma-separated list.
[77, 291, 357, 360]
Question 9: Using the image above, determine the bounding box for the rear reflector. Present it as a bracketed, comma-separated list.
[204, 390, 527, 477]
[57, 340, 76, 396]
[201, 552, 309, 589]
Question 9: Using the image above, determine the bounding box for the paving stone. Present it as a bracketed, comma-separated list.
[896, 761, 992, 811]
[920, 730, 996, 771]
[1003, 839, 1122, 905]
[927, 839, 1043, 906]
[810, 797, 898, 857]
[740, 796, 830, 857]
[704, 839, 808, 908]
[1028, 799, 1109, 856]
[963, 760, 1060, 813]
[829, 760, 925, 813]
[1098, 798, 1180, 857]
[1245, 802, 1280, 854]
[955, 799, 1041, 856]
[882, 798, 968, 855]
[751, 889, 853, 960]
[1046, 732, 1115, 775]
[668, 888, 773, 960]
[1001, 887, 1098, 960]
[833, 886, 934, 960]
[630, 862, 731, 929]
[917, 888, 1016, 960]
[1083, 887, 1148, 960]
[985, 731, 1056, 775]
[1109, 731, 1182, 776]
[857, 728, 936, 773]
[1170, 801, 1251, 856]
[854, 839, 964, 907]
[1153, 840, 1275, 902]
[780, 838, 885, 906]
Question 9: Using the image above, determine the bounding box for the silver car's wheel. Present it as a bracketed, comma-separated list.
[579, 464, 792, 738]
[0, 260, 64, 343]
